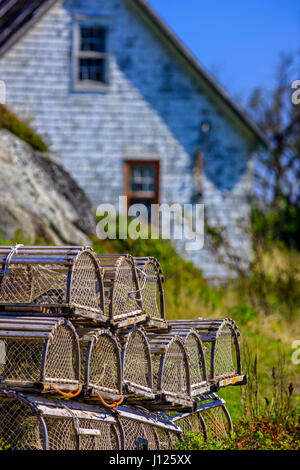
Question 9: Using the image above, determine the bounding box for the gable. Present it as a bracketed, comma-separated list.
[0, 0, 268, 148]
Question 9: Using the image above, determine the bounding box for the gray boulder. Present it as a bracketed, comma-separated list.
[0, 129, 96, 245]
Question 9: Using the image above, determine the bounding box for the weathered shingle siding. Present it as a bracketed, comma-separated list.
[0, 0, 254, 280]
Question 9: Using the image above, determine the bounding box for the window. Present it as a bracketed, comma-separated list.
[124, 161, 160, 211]
[73, 22, 109, 90]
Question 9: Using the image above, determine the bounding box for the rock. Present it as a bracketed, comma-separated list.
[0, 129, 96, 245]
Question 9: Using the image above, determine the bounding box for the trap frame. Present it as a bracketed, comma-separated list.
[147, 334, 193, 410]
[0, 317, 80, 394]
[78, 328, 122, 403]
[133, 257, 168, 331]
[170, 393, 233, 443]
[97, 255, 145, 329]
[169, 319, 245, 388]
[117, 405, 181, 450]
[0, 245, 105, 324]
[166, 328, 210, 397]
[118, 326, 154, 401]
[0, 392, 123, 450]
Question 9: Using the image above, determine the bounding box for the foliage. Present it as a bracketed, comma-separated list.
[0, 439, 11, 451]
[0, 104, 48, 152]
[175, 416, 300, 450]
[176, 349, 300, 450]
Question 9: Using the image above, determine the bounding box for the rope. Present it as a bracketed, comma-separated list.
[95, 391, 124, 408]
[42, 383, 81, 398]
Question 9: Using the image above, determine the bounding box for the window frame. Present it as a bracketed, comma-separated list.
[72, 18, 110, 91]
[124, 160, 160, 209]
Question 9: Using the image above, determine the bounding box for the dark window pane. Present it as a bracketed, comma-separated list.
[130, 165, 155, 192]
[79, 58, 106, 82]
[80, 26, 106, 53]
[129, 198, 154, 222]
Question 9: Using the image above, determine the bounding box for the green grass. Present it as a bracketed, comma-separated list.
[0, 104, 48, 152]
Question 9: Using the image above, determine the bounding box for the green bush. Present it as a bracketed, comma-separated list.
[0, 104, 48, 152]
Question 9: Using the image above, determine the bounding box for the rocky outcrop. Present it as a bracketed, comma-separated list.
[0, 129, 96, 245]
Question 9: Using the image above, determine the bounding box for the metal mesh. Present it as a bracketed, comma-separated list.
[201, 406, 231, 441]
[70, 251, 102, 312]
[0, 338, 43, 383]
[184, 334, 205, 392]
[101, 257, 140, 319]
[161, 341, 188, 396]
[45, 416, 77, 450]
[139, 261, 161, 319]
[0, 397, 45, 450]
[121, 418, 158, 450]
[123, 330, 152, 391]
[78, 419, 120, 450]
[214, 326, 236, 378]
[174, 412, 205, 437]
[0, 264, 67, 305]
[0, 250, 103, 313]
[44, 325, 78, 384]
[0, 324, 79, 390]
[87, 333, 121, 394]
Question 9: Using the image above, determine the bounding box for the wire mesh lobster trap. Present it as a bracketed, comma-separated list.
[0, 245, 105, 323]
[97, 255, 145, 329]
[0, 317, 80, 394]
[0, 392, 123, 450]
[170, 393, 233, 443]
[147, 334, 193, 410]
[166, 328, 210, 397]
[133, 257, 168, 331]
[117, 406, 181, 450]
[118, 326, 154, 401]
[78, 328, 122, 403]
[169, 319, 245, 388]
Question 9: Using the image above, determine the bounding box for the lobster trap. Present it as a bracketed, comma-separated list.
[167, 328, 210, 397]
[0, 317, 80, 394]
[0, 392, 123, 450]
[134, 257, 168, 331]
[170, 393, 233, 443]
[148, 334, 193, 410]
[119, 326, 154, 401]
[97, 255, 144, 329]
[169, 319, 245, 388]
[0, 245, 105, 323]
[117, 406, 181, 450]
[78, 328, 122, 403]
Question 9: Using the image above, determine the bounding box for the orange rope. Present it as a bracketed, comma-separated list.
[95, 391, 124, 408]
[42, 383, 81, 398]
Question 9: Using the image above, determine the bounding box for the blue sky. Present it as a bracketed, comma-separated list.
[148, 0, 300, 104]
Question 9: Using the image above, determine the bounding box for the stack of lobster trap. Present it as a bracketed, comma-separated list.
[0, 245, 246, 450]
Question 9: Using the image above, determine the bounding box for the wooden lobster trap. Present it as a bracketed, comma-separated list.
[78, 328, 123, 403]
[117, 406, 181, 450]
[0, 392, 124, 450]
[133, 257, 168, 331]
[169, 319, 245, 388]
[147, 334, 194, 410]
[97, 254, 145, 329]
[170, 393, 233, 443]
[0, 317, 80, 394]
[166, 328, 210, 397]
[118, 326, 155, 401]
[0, 245, 105, 323]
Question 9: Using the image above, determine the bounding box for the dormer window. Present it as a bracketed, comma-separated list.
[73, 21, 109, 90]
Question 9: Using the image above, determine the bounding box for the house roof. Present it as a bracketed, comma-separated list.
[0, 0, 57, 55]
[0, 0, 268, 147]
